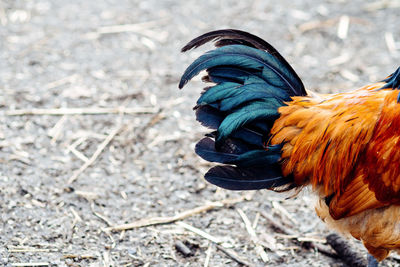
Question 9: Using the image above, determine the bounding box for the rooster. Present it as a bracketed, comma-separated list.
[179, 29, 400, 267]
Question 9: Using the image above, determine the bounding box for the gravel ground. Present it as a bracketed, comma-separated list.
[0, 0, 399, 266]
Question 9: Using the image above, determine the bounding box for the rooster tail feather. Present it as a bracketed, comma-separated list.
[180, 29, 305, 190]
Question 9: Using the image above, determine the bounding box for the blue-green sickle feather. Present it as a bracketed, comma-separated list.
[180, 29, 307, 190]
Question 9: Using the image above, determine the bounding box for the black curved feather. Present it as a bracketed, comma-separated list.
[380, 67, 400, 90]
[182, 29, 284, 58]
[181, 29, 306, 96]
[204, 165, 291, 190]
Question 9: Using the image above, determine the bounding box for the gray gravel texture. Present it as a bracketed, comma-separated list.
[0, 0, 399, 266]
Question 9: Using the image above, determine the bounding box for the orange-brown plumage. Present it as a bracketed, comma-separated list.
[271, 83, 384, 195]
[269, 83, 400, 259]
[180, 29, 400, 263]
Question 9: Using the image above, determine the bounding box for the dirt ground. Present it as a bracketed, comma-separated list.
[1, 0, 400, 266]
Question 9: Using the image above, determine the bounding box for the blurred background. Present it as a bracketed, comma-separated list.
[0, 0, 399, 266]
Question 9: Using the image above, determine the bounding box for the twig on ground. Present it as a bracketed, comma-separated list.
[102, 251, 115, 266]
[260, 211, 338, 259]
[260, 211, 295, 235]
[272, 201, 298, 225]
[298, 16, 368, 33]
[175, 219, 252, 266]
[275, 234, 325, 243]
[66, 136, 87, 152]
[104, 197, 245, 232]
[203, 243, 213, 267]
[5, 107, 158, 116]
[48, 115, 67, 144]
[297, 237, 326, 243]
[44, 74, 78, 90]
[69, 206, 82, 234]
[298, 18, 338, 33]
[9, 153, 31, 165]
[68, 124, 122, 184]
[216, 245, 253, 267]
[252, 212, 260, 230]
[90, 201, 114, 227]
[340, 69, 359, 82]
[11, 263, 49, 267]
[176, 221, 222, 244]
[385, 32, 397, 54]
[96, 18, 168, 35]
[69, 147, 89, 162]
[337, 15, 350, 39]
[119, 230, 126, 241]
[103, 229, 116, 249]
[7, 247, 52, 253]
[85, 18, 170, 43]
[236, 208, 269, 262]
[62, 254, 98, 260]
[69, 207, 82, 222]
[328, 53, 351, 67]
[364, 0, 400, 11]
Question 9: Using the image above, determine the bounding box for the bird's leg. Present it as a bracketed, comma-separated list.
[367, 254, 379, 267]
[326, 233, 366, 266]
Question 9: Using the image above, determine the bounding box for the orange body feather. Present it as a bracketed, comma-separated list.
[270, 82, 400, 259]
